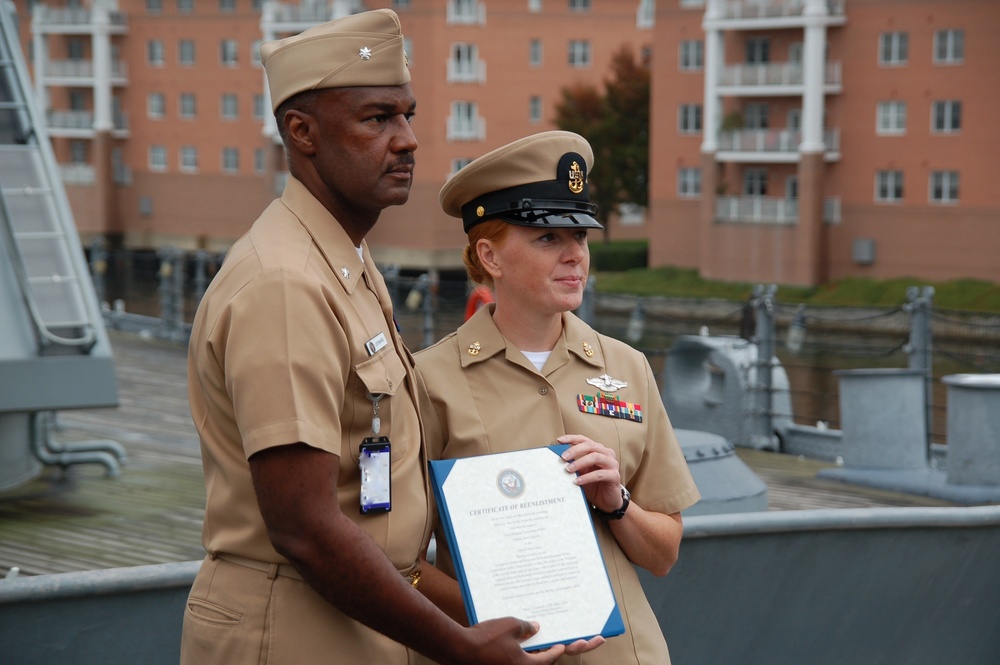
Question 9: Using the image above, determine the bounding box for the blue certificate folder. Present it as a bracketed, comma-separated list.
[428, 444, 625, 651]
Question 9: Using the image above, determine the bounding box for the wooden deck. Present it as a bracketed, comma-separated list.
[0, 331, 954, 577]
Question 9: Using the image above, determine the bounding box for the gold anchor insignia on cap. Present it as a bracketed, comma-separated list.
[582, 341, 594, 357]
[467, 342, 481, 356]
[476, 205, 485, 217]
[341, 267, 350, 279]
[587, 374, 627, 392]
[359, 46, 372, 61]
[568, 161, 584, 194]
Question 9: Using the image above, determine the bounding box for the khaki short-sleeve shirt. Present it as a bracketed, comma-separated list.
[415, 306, 700, 665]
[184, 177, 430, 664]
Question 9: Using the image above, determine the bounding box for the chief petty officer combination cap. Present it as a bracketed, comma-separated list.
[439, 130, 603, 233]
[260, 9, 410, 113]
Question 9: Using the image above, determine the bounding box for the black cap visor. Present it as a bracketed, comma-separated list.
[464, 197, 602, 232]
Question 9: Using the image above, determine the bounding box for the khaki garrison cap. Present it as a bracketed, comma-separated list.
[260, 9, 410, 113]
[440, 131, 603, 233]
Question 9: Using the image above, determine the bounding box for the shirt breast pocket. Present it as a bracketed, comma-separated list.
[351, 348, 408, 461]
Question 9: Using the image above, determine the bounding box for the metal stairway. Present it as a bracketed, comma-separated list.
[0, 2, 123, 490]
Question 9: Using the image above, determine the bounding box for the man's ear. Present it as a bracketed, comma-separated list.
[477, 239, 502, 280]
[284, 109, 317, 156]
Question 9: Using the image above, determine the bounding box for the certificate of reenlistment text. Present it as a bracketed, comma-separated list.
[428, 444, 624, 651]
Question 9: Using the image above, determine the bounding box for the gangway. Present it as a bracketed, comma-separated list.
[0, 1, 122, 490]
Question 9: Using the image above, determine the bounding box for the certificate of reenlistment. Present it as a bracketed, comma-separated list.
[428, 444, 624, 651]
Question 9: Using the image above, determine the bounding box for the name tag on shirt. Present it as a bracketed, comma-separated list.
[365, 332, 388, 356]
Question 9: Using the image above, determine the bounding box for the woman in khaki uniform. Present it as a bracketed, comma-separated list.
[415, 131, 701, 664]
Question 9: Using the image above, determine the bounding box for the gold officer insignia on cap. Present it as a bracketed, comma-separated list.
[476, 206, 485, 218]
[587, 374, 627, 392]
[568, 161, 584, 194]
[468, 342, 481, 356]
[359, 46, 372, 61]
[582, 341, 594, 357]
[341, 267, 351, 279]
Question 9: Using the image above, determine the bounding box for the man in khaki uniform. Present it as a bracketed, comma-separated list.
[416, 131, 702, 664]
[182, 11, 585, 665]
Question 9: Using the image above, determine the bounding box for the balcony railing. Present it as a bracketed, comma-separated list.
[718, 128, 840, 154]
[715, 195, 841, 223]
[716, 0, 845, 20]
[43, 59, 128, 82]
[719, 61, 841, 88]
[33, 7, 128, 30]
[447, 116, 486, 141]
[47, 110, 130, 134]
[447, 2, 486, 25]
[59, 163, 96, 185]
[446, 59, 487, 84]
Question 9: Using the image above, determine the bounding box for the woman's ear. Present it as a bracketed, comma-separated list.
[477, 238, 502, 280]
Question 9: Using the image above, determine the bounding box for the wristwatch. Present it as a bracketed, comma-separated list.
[592, 484, 630, 521]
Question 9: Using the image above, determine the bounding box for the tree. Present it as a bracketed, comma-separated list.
[554, 45, 650, 242]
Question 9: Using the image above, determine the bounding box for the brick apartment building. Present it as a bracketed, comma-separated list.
[9, 0, 1000, 286]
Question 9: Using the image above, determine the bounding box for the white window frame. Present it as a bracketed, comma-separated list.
[787, 108, 802, 131]
[146, 0, 162, 15]
[743, 168, 768, 196]
[679, 104, 702, 134]
[745, 37, 770, 64]
[252, 94, 265, 121]
[449, 43, 483, 83]
[934, 29, 964, 64]
[530, 38, 543, 67]
[569, 0, 590, 11]
[149, 145, 167, 171]
[219, 0, 235, 13]
[451, 157, 473, 175]
[178, 39, 195, 66]
[930, 171, 959, 204]
[147, 40, 164, 67]
[179, 93, 196, 119]
[177, 0, 193, 14]
[679, 40, 703, 71]
[252, 40, 262, 68]
[677, 167, 701, 197]
[222, 147, 240, 174]
[744, 103, 769, 130]
[221, 93, 238, 120]
[568, 40, 591, 68]
[875, 170, 903, 203]
[876, 101, 906, 135]
[220, 39, 238, 67]
[448, 101, 483, 141]
[253, 148, 265, 174]
[180, 146, 199, 173]
[879, 32, 908, 66]
[147, 92, 165, 119]
[529, 0, 542, 12]
[529, 95, 542, 124]
[70, 140, 88, 164]
[931, 100, 961, 134]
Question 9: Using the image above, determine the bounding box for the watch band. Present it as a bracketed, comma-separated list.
[592, 484, 630, 520]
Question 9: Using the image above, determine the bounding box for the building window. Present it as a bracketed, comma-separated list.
[787, 108, 802, 131]
[530, 39, 543, 67]
[569, 0, 590, 11]
[568, 40, 591, 68]
[180, 146, 198, 173]
[876, 101, 906, 135]
[254, 148, 265, 174]
[451, 157, 473, 174]
[678, 167, 701, 197]
[149, 145, 167, 171]
[69, 90, 86, 110]
[147, 92, 165, 119]
[403, 37, 413, 65]
[146, 0, 162, 14]
[449, 43, 482, 83]
[788, 42, 803, 64]
[934, 29, 964, 64]
[180, 93, 197, 119]
[529, 95, 542, 124]
[220, 40, 238, 67]
[448, 0, 483, 24]
[679, 104, 702, 134]
[448, 101, 483, 141]
[222, 147, 240, 174]
[744, 168, 767, 196]
[875, 170, 903, 203]
[744, 103, 769, 130]
[745, 37, 770, 64]
[931, 100, 961, 134]
[179, 39, 195, 66]
[70, 140, 88, 164]
[147, 40, 164, 66]
[529, 0, 542, 11]
[219, 0, 235, 13]
[253, 94, 265, 121]
[252, 40, 263, 67]
[177, 0, 193, 14]
[221, 93, 238, 120]
[786, 176, 798, 200]
[879, 32, 908, 66]
[393, 0, 412, 9]
[67, 38, 85, 60]
[930, 170, 959, 204]
[679, 40, 703, 71]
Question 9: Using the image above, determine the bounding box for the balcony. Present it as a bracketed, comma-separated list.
[59, 163, 96, 185]
[718, 61, 841, 95]
[447, 116, 486, 142]
[716, 128, 840, 162]
[46, 110, 130, 138]
[261, 1, 367, 33]
[706, 0, 846, 29]
[447, 2, 486, 25]
[42, 59, 128, 85]
[32, 6, 128, 34]
[715, 195, 841, 224]
[446, 59, 487, 84]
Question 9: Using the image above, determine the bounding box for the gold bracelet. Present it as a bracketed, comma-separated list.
[405, 569, 421, 589]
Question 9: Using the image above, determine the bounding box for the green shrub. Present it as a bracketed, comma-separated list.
[589, 240, 648, 272]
